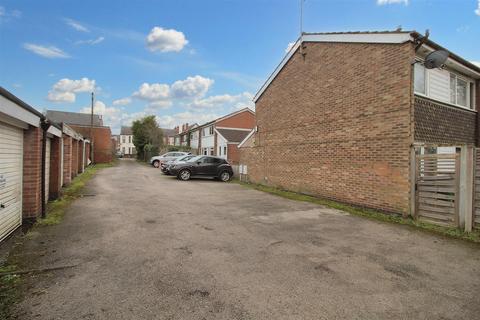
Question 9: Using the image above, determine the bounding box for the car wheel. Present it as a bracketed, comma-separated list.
[219, 171, 231, 182]
[153, 160, 160, 168]
[178, 169, 191, 181]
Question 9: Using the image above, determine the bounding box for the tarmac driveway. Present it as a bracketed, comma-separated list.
[12, 159, 480, 319]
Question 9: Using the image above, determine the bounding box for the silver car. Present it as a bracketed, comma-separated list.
[150, 152, 190, 168]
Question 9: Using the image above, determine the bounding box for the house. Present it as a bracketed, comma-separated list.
[161, 128, 176, 146]
[173, 123, 196, 147]
[0, 87, 89, 241]
[119, 126, 136, 157]
[46, 110, 112, 163]
[239, 31, 480, 231]
[196, 108, 255, 164]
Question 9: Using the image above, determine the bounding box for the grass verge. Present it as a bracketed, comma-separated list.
[236, 181, 480, 244]
[38, 162, 115, 226]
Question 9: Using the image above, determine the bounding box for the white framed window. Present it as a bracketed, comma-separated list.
[414, 60, 475, 111]
[209, 147, 214, 156]
[209, 126, 214, 135]
[122, 136, 126, 143]
[414, 63, 426, 95]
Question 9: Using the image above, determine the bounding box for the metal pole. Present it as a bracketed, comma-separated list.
[90, 92, 95, 164]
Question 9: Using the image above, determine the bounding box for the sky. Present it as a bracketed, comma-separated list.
[1, 0, 479, 134]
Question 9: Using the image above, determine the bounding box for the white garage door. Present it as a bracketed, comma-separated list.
[45, 138, 51, 203]
[0, 122, 23, 241]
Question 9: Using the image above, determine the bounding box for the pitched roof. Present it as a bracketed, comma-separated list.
[46, 110, 103, 126]
[161, 128, 176, 137]
[216, 128, 252, 143]
[120, 126, 132, 135]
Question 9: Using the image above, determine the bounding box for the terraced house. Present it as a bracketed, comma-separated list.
[239, 30, 480, 231]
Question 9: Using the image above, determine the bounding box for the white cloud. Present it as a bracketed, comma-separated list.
[47, 91, 76, 103]
[188, 92, 253, 110]
[23, 43, 70, 59]
[113, 97, 132, 106]
[377, 0, 408, 5]
[47, 78, 96, 102]
[146, 26, 188, 52]
[75, 36, 105, 45]
[285, 42, 296, 53]
[0, 6, 21, 22]
[171, 75, 213, 99]
[64, 18, 89, 32]
[133, 83, 170, 101]
[476, 0, 480, 16]
[80, 101, 143, 133]
[156, 111, 219, 129]
[147, 100, 173, 110]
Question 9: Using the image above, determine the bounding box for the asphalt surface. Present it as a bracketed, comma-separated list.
[11, 159, 480, 319]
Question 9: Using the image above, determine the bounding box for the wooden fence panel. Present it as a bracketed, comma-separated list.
[416, 153, 459, 227]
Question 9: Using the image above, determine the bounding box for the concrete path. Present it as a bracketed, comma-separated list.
[12, 159, 480, 319]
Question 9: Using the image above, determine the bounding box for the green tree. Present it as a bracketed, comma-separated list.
[131, 115, 164, 161]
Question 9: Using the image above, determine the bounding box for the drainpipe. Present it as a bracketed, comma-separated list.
[40, 120, 51, 219]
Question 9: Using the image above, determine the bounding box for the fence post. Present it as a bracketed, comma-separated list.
[459, 145, 474, 232]
[409, 146, 417, 218]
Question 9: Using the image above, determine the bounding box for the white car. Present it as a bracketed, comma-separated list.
[149, 152, 190, 168]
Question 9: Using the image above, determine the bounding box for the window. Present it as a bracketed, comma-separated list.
[122, 147, 125, 153]
[414, 63, 426, 95]
[450, 73, 470, 108]
[224, 146, 227, 155]
[218, 146, 222, 155]
[203, 148, 207, 155]
[209, 126, 214, 135]
[122, 136, 126, 143]
[128, 136, 131, 143]
[209, 147, 214, 156]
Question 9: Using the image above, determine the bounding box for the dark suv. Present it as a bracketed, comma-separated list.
[169, 156, 233, 182]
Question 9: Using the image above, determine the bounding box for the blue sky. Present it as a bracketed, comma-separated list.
[1, 0, 479, 133]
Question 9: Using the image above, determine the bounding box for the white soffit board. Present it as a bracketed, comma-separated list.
[0, 95, 41, 127]
[47, 125, 62, 137]
[253, 33, 413, 102]
[420, 44, 480, 79]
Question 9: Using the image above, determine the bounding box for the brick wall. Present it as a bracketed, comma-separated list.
[216, 110, 255, 129]
[71, 139, 78, 179]
[49, 136, 62, 200]
[22, 126, 42, 219]
[241, 41, 414, 214]
[414, 96, 476, 145]
[63, 136, 72, 186]
[70, 126, 113, 163]
[227, 144, 240, 165]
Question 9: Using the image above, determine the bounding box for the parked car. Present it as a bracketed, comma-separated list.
[169, 156, 233, 182]
[150, 152, 190, 168]
[115, 151, 124, 158]
[161, 154, 196, 175]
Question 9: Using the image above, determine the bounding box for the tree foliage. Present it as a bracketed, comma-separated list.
[131, 115, 164, 160]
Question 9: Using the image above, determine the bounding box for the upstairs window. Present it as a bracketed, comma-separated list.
[414, 63, 426, 95]
[450, 74, 469, 108]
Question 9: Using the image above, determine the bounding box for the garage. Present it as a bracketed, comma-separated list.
[1, 86, 43, 241]
[0, 122, 24, 241]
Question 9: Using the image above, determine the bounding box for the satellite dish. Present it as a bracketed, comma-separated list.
[424, 50, 449, 69]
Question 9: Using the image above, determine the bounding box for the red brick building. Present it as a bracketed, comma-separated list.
[46, 110, 112, 163]
[174, 108, 255, 164]
[239, 31, 480, 230]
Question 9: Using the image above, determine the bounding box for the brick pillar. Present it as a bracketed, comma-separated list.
[22, 126, 42, 220]
[77, 140, 83, 173]
[71, 139, 78, 179]
[63, 136, 72, 186]
[49, 136, 61, 200]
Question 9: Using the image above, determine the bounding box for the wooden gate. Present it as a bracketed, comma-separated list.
[415, 153, 460, 226]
